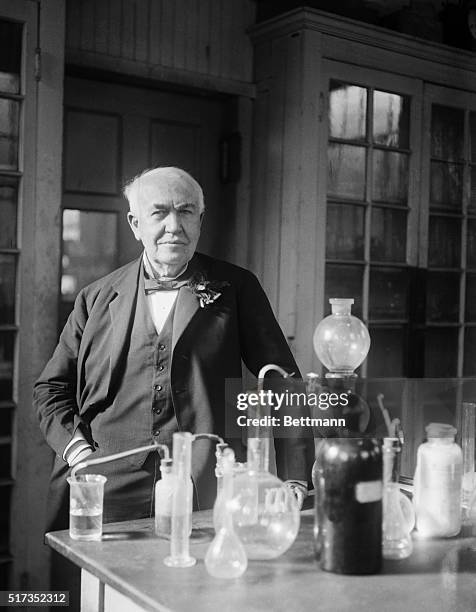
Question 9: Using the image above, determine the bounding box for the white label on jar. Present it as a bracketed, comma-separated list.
[355, 480, 382, 503]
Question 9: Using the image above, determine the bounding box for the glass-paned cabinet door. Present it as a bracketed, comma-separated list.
[321, 61, 422, 377]
[422, 84, 476, 377]
[0, 19, 22, 402]
[0, 6, 33, 589]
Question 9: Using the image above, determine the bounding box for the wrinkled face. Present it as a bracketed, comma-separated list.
[127, 174, 203, 270]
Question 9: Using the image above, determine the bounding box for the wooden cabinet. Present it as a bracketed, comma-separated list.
[250, 8, 476, 378]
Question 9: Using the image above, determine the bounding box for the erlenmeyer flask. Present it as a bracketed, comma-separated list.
[205, 448, 247, 578]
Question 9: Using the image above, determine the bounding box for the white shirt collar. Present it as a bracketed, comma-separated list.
[143, 251, 189, 281]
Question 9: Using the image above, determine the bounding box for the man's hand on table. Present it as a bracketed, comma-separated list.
[285, 480, 308, 509]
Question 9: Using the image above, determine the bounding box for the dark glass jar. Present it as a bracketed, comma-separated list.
[314, 437, 382, 574]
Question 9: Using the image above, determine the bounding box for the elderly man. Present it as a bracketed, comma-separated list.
[34, 166, 310, 531]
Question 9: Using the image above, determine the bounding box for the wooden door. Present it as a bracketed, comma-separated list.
[61, 76, 235, 326]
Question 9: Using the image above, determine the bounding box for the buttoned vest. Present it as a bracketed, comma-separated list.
[92, 272, 178, 467]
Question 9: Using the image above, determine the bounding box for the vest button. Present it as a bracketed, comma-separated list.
[154, 384, 162, 391]
[159, 344, 166, 351]
[153, 429, 160, 436]
[158, 365, 164, 371]
[153, 407, 162, 414]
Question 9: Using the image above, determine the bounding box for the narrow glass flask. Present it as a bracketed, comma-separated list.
[382, 438, 414, 560]
[205, 448, 247, 578]
[164, 432, 196, 568]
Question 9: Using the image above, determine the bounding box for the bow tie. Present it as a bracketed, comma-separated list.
[144, 277, 190, 294]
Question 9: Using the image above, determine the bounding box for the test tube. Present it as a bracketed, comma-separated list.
[215, 443, 229, 496]
[459, 402, 476, 516]
[164, 432, 196, 568]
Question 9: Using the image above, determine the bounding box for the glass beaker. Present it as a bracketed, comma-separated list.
[67, 474, 107, 541]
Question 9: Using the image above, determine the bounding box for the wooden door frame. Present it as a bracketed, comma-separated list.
[5, 0, 65, 592]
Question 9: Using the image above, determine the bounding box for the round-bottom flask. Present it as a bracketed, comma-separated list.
[230, 470, 300, 560]
[213, 439, 300, 560]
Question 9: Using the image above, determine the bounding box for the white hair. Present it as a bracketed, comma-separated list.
[123, 166, 205, 214]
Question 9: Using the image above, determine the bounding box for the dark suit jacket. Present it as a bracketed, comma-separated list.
[34, 252, 311, 527]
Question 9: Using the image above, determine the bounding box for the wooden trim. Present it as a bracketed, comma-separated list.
[0, 1, 31, 21]
[9, 0, 65, 593]
[251, 8, 476, 91]
[65, 49, 257, 99]
[234, 96, 253, 269]
[300, 29, 325, 374]
[251, 7, 476, 69]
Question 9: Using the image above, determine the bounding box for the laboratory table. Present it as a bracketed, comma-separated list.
[46, 509, 476, 612]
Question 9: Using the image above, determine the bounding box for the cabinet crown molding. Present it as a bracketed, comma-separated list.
[250, 7, 476, 79]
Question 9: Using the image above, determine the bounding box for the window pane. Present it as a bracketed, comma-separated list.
[471, 112, 476, 162]
[325, 263, 363, 319]
[426, 271, 460, 322]
[428, 215, 461, 268]
[0, 177, 17, 249]
[0, 99, 19, 170]
[0, 405, 11, 436]
[424, 328, 458, 377]
[61, 210, 118, 328]
[329, 81, 366, 141]
[367, 327, 405, 377]
[373, 91, 409, 149]
[0, 486, 11, 552]
[328, 143, 366, 200]
[0, 445, 11, 479]
[371, 207, 407, 262]
[430, 162, 463, 210]
[0, 20, 22, 94]
[470, 167, 476, 212]
[431, 105, 464, 161]
[0, 255, 15, 324]
[326, 204, 364, 260]
[464, 327, 476, 376]
[372, 151, 408, 204]
[0, 331, 14, 401]
[465, 273, 476, 321]
[467, 219, 476, 268]
[369, 267, 409, 320]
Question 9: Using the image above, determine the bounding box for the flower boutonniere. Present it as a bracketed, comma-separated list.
[189, 275, 230, 308]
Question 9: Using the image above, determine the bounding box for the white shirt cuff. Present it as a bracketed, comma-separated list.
[63, 430, 93, 463]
